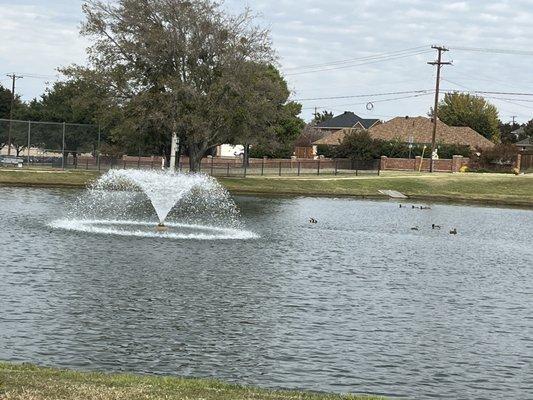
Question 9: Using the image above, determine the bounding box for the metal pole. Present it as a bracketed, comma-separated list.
[298, 161, 301, 176]
[27, 121, 31, 167]
[334, 159, 338, 176]
[226, 162, 230, 177]
[97, 124, 101, 171]
[317, 159, 321, 176]
[211, 157, 214, 176]
[61, 122, 66, 170]
[279, 161, 282, 176]
[261, 158, 265, 176]
[243, 160, 247, 178]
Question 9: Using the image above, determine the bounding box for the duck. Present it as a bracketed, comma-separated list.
[449, 228, 458, 235]
[309, 218, 318, 224]
[432, 224, 441, 230]
[411, 226, 420, 231]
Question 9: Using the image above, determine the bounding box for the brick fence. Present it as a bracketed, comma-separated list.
[380, 155, 469, 173]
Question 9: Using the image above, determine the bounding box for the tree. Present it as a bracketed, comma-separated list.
[0, 85, 23, 151]
[71, 0, 280, 171]
[435, 92, 500, 143]
[24, 79, 104, 164]
[499, 121, 522, 144]
[524, 119, 533, 139]
[336, 130, 377, 161]
[312, 110, 333, 125]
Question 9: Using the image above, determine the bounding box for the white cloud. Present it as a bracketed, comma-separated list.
[1, 0, 532, 122]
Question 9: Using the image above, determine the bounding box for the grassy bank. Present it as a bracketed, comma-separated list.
[1, 168, 532, 207]
[0, 363, 382, 400]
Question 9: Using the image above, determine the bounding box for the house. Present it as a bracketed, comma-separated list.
[515, 137, 533, 152]
[315, 111, 380, 133]
[216, 144, 244, 158]
[314, 116, 494, 150]
[293, 124, 328, 158]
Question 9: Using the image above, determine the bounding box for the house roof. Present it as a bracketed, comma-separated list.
[316, 111, 380, 130]
[313, 116, 495, 149]
[515, 137, 533, 146]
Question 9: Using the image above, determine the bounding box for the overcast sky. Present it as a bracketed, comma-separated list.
[1, 0, 532, 123]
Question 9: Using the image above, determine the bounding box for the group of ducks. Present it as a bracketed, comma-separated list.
[399, 204, 432, 210]
[411, 225, 458, 234]
[400, 204, 458, 234]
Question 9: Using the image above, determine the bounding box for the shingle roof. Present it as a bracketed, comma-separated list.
[515, 137, 533, 146]
[313, 116, 495, 149]
[316, 111, 380, 130]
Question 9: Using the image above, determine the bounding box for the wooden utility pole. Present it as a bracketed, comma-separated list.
[6, 73, 23, 156]
[428, 46, 451, 173]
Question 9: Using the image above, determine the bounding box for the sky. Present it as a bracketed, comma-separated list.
[1, 0, 532, 123]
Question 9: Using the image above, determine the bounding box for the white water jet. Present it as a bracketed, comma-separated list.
[51, 169, 257, 240]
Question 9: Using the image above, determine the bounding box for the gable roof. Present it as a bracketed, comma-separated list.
[368, 116, 494, 149]
[515, 137, 533, 146]
[316, 111, 380, 130]
[313, 116, 495, 149]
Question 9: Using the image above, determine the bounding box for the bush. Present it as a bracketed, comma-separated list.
[316, 144, 337, 158]
[249, 143, 293, 159]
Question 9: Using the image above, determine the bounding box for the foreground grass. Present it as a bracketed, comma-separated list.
[0, 363, 382, 400]
[1, 168, 532, 207]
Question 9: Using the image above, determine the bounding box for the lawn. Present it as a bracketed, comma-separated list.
[1, 168, 532, 207]
[0, 363, 383, 400]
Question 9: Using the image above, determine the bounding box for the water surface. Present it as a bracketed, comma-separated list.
[0, 187, 532, 400]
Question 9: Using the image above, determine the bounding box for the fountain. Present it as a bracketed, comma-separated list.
[50, 169, 257, 240]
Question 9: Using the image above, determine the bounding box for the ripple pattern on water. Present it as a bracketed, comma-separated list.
[0, 188, 532, 400]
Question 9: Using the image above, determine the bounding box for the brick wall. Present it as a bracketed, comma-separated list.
[380, 155, 469, 173]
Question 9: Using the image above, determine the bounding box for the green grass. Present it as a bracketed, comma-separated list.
[219, 173, 533, 207]
[0, 363, 383, 400]
[0, 168, 100, 187]
[1, 168, 532, 207]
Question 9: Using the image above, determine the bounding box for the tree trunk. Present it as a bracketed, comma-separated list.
[188, 141, 208, 172]
[243, 143, 250, 168]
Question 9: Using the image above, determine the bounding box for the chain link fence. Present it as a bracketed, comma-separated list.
[1, 118, 381, 176]
[0, 118, 102, 169]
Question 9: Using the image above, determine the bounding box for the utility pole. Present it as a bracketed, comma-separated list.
[511, 116, 518, 126]
[428, 46, 452, 173]
[6, 73, 23, 156]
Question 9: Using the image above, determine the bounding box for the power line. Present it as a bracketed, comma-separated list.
[285, 49, 433, 76]
[284, 46, 429, 71]
[450, 46, 533, 56]
[293, 89, 433, 102]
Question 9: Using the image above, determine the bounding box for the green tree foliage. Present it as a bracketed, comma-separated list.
[0, 84, 24, 151]
[317, 130, 472, 160]
[499, 121, 522, 144]
[311, 110, 333, 125]
[436, 92, 500, 143]
[19, 79, 104, 160]
[70, 0, 294, 171]
[523, 119, 533, 138]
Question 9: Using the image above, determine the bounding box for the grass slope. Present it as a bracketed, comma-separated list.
[0, 363, 383, 400]
[1, 168, 532, 207]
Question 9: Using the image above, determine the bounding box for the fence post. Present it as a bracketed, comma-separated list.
[334, 159, 338, 176]
[261, 158, 265, 176]
[355, 159, 359, 176]
[86, 158, 89, 170]
[210, 157, 214, 176]
[123, 159, 126, 169]
[298, 161, 301, 176]
[244, 160, 247, 177]
[61, 122, 66, 170]
[27, 121, 31, 167]
[97, 124, 101, 172]
[317, 159, 321, 176]
[279, 161, 282, 176]
[378, 159, 381, 176]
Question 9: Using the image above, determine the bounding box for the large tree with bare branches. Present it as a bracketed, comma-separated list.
[70, 0, 292, 171]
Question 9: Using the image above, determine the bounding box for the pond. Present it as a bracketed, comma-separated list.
[0, 187, 532, 399]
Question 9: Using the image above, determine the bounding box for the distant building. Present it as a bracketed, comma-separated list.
[315, 111, 380, 133]
[216, 144, 244, 158]
[515, 137, 533, 152]
[314, 116, 494, 150]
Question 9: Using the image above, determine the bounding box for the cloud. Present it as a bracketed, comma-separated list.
[1, 0, 532, 122]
